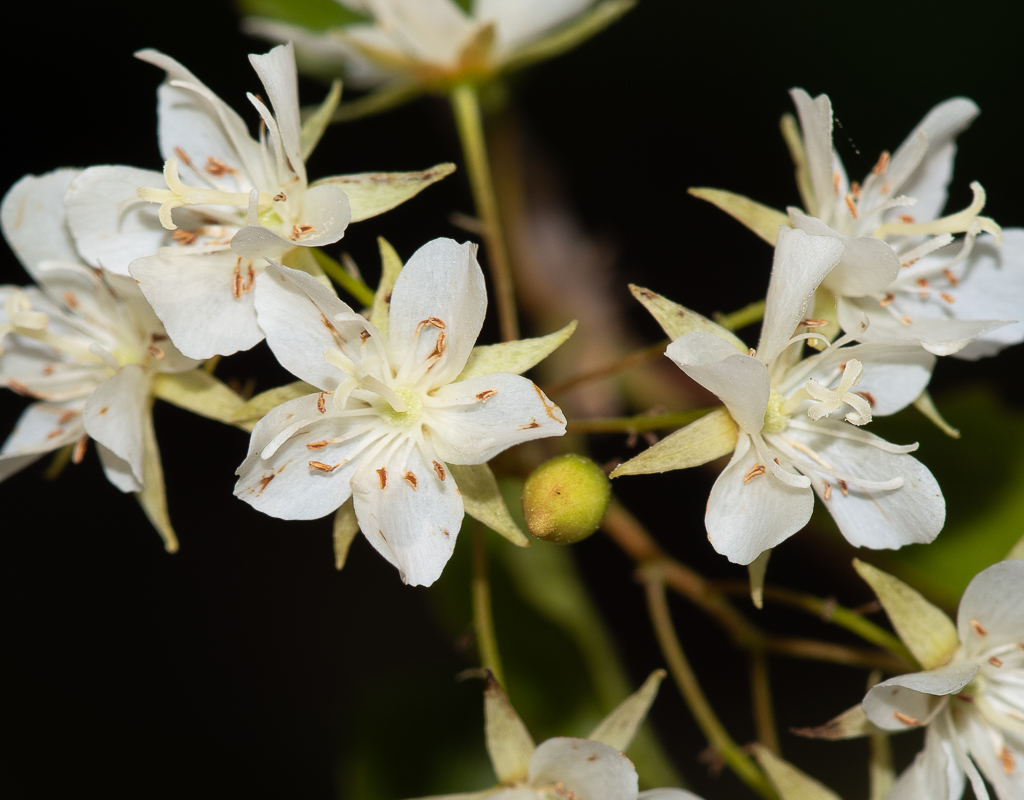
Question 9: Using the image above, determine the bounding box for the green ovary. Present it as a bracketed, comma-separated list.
[379, 386, 423, 428]
[763, 391, 789, 433]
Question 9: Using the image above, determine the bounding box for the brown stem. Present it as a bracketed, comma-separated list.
[750, 650, 779, 754]
[542, 339, 669, 396]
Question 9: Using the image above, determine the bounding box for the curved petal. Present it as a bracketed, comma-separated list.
[97, 442, 143, 493]
[863, 663, 978, 731]
[477, 0, 593, 50]
[638, 792, 706, 800]
[789, 89, 835, 222]
[705, 434, 813, 565]
[757, 226, 844, 364]
[130, 251, 265, 360]
[248, 43, 304, 183]
[351, 440, 464, 587]
[886, 724, 962, 800]
[386, 238, 487, 388]
[960, 712, 1024, 800]
[231, 184, 351, 260]
[0, 400, 85, 482]
[1, 169, 81, 281]
[82, 365, 150, 486]
[254, 262, 377, 390]
[789, 420, 944, 549]
[424, 373, 565, 464]
[957, 560, 1024, 655]
[527, 737, 638, 800]
[358, 0, 474, 65]
[667, 332, 768, 435]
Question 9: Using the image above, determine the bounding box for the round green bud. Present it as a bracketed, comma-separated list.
[521, 454, 612, 545]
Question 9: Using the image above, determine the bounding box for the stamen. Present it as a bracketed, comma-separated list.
[941, 293, 956, 304]
[833, 172, 841, 195]
[972, 620, 989, 637]
[916, 277, 930, 299]
[823, 483, 832, 500]
[845, 194, 858, 218]
[872, 151, 890, 175]
[989, 657, 1004, 668]
[875, 181, 1002, 242]
[743, 463, 766, 482]
[432, 460, 446, 481]
[879, 293, 895, 307]
[944, 268, 961, 287]
[308, 460, 337, 473]
[893, 711, 922, 727]
[850, 181, 861, 199]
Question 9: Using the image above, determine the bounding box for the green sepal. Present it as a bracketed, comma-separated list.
[588, 669, 665, 751]
[283, 245, 333, 291]
[151, 370, 248, 429]
[781, 112, 817, 217]
[370, 237, 404, 335]
[313, 164, 455, 223]
[238, 0, 365, 30]
[748, 549, 771, 610]
[791, 703, 881, 741]
[483, 672, 535, 784]
[135, 399, 178, 553]
[688, 187, 788, 246]
[913, 389, 961, 439]
[611, 408, 738, 478]
[300, 79, 342, 160]
[753, 744, 843, 800]
[449, 463, 529, 548]
[853, 559, 957, 669]
[231, 380, 317, 429]
[1007, 534, 1024, 560]
[333, 498, 359, 570]
[629, 284, 747, 352]
[458, 320, 577, 381]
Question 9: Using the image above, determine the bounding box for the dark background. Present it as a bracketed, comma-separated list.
[2, 1, 1022, 798]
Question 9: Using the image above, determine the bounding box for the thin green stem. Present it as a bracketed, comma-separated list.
[642, 568, 779, 800]
[472, 524, 504, 687]
[715, 299, 766, 332]
[311, 249, 376, 307]
[450, 83, 518, 342]
[43, 443, 74, 480]
[750, 650, 779, 755]
[567, 408, 713, 435]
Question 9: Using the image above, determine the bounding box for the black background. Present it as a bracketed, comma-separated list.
[2, 1, 1022, 798]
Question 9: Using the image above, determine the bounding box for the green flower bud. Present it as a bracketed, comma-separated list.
[521, 454, 611, 544]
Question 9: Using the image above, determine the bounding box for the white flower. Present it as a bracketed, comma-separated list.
[787, 88, 1023, 358]
[858, 560, 1024, 800]
[62, 43, 450, 360]
[245, 0, 620, 90]
[1, 170, 201, 550]
[234, 238, 566, 586]
[614, 227, 943, 565]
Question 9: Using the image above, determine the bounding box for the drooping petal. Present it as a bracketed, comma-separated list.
[886, 725, 962, 800]
[82, 366, 150, 486]
[705, 434, 813, 565]
[96, 442, 143, 493]
[351, 440, 464, 587]
[424, 373, 565, 465]
[957, 560, 1024, 655]
[527, 737, 638, 800]
[230, 183, 351, 259]
[788, 419, 944, 550]
[254, 262, 376, 390]
[0, 169, 82, 281]
[130, 251, 265, 360]
[789, 89, 835, 223]
[476, 0, 593, 50]
[0, 400, 85, 482]
[667, 332, 769, 435]
[863, 663, 978, 731]
[757, 226, 844, 365]
[387, 238, 487, 388]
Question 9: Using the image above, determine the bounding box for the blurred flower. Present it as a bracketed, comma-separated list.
[614, 227, 943, 566]
[0, 170, 203, 551]
[62, 43, 451, 360]
[234, 238, 566, 586]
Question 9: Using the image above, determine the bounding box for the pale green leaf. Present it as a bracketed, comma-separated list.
[791, 703, 880, 741]
[611, 408, 738, 478]
[333, 498, 359, 570]
[853, 560, 957, 669]
[370, 237, 404, 334]
[501, 0, 637, 75]
[748, 550, 771, 610]
[753, 744, 843, 800]
[588, 669, 665, 751]
[449, 463, 529, 548]
[313, 164, 455, 222]
[152, 370, 247, 428]
[1007, 535, 1024, 560]
[231, 381, 317, 427]
[458, 321, 577, 381]
[912, 389, 961, 439]
[629, 284, 747, 352]
[135, 402, 178, 553]
[781, 112, 817, 217]
[283, 245, 332, 290]
[300, 79, 342, 161]
[869, 708, 895, 800]
[688, 187, 788, 246]
[484, 674, 535, 784]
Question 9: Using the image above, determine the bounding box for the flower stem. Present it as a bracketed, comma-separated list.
[750, 650, 779, 754]
[311, 248, 376, 308]
[450, 83, 518, 342]
[567, 408, 714, 435]
[472, 524, 504, 686]
[715, 299, 766, 332]
[543, 339, 670, 396]
[642, 568, 779, 800]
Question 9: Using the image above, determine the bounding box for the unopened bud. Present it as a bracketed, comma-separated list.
[522, 454, 611, 544]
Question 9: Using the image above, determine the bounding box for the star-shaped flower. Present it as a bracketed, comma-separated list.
[234, 237, 569, 586]
[613, 227, 944, 566]
[62, 43, 452, 360]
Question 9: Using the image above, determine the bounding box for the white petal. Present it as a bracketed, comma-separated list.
[957, 560, 1024, 655]
[130, 251, 265, 360]
[424, 373, 565, 464]
[230, 184, 351, 259]
[386, 238, 487, 388]
[248, 43, 304, 183]
[638, 792, 706, 800]
[0, 169, 81, 280]
[887, 97, 979, 222]
[82, 365, 150, 485]
[705, 434, 813, 565]
[476, 0, 593, 50]
[757, 225, 844, 364]
[960, 712, 1024, 800]
[527, 737, 638, 800]
[788, 420, 944, 549]
[789, 208, 900, 298]
[360, 0, 474, 65]
[789, 89, 835, 222]
[863, 663, 978, 731]
[351, 441, 463, 587]
[254, 262, 377, 390]
[97, 442, 142, 493]
[0, 400, 85, 482]
[886, 725, 962, 800]
[667, 332, 769, 435]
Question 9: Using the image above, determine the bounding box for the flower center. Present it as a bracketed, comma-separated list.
[762, 391, 789, 433]
[378, 386, 423, 428]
